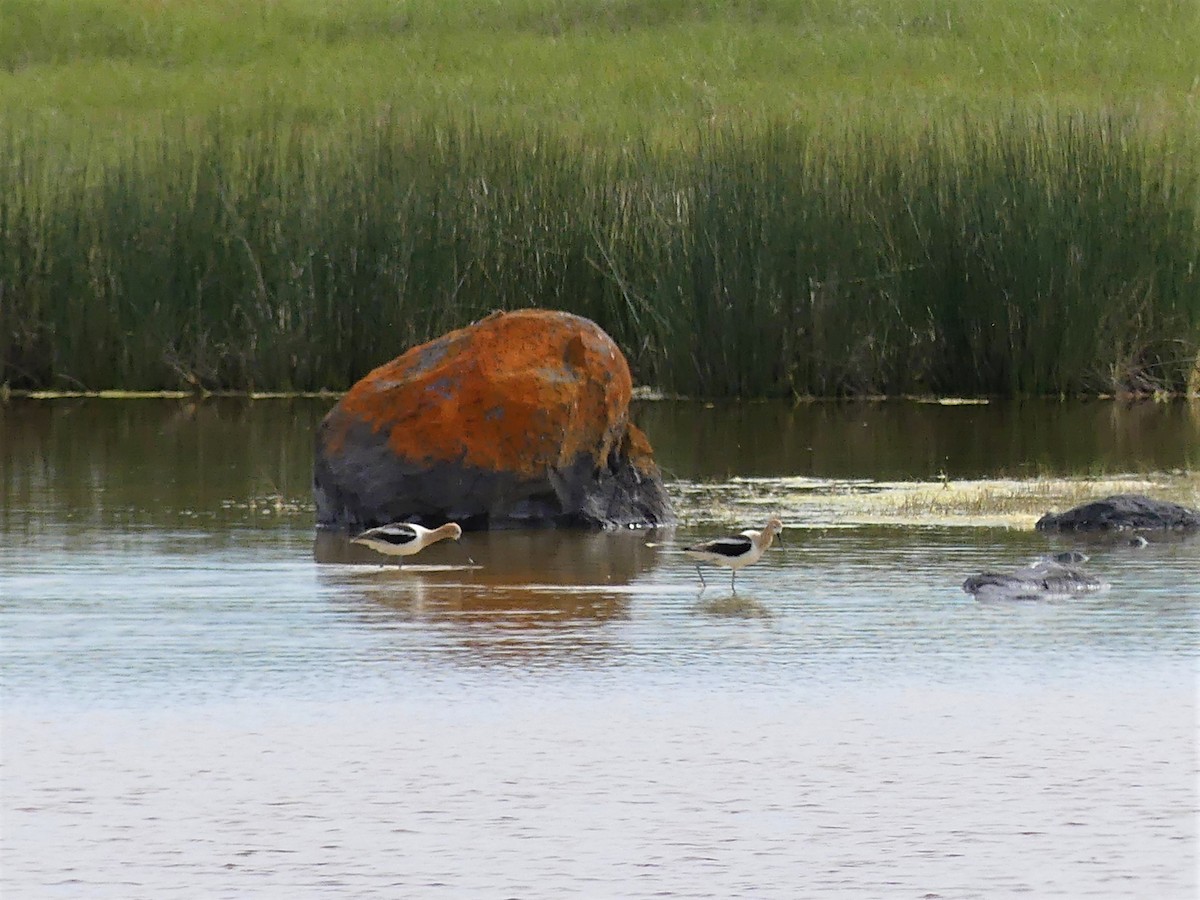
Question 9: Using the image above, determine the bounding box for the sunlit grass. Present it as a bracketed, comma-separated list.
[676, 471, 1200, 529]
[883, 478, 1187, 520]
[3, 0, 1196, 145]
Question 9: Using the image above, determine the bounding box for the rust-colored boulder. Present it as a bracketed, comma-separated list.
[313, 309, 675, 531]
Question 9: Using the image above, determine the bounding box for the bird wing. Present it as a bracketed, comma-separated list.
[686, 535, 753, 558]
[354, 523, 419, 547]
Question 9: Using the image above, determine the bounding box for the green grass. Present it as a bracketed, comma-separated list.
[1, 0, 1197, 397]
[3, 114, 1195, 396]
[3, 0, 1196, 144]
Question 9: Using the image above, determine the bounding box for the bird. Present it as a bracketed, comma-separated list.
[350, 521, 463, 559]
[682, 518, 784, 591]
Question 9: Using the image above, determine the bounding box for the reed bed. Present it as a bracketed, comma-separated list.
[2, 113, 1197, 397]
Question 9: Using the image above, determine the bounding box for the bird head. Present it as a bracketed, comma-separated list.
[766, 517, 785, 546]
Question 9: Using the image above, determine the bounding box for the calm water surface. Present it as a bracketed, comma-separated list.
[2, 399, 1198, 898]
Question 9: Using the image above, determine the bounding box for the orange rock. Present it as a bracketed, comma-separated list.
[314, 310, 674, 531]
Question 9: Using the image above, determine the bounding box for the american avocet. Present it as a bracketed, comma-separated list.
[683, 518, 784, 591]
[351, 521, 463, 559]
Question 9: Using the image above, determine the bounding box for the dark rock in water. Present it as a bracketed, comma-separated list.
[313, 309, 675, 532]
[1035, 494, 1200, 532]
[1046, 550, 1090, 564]
[963, 556, 1107, 601]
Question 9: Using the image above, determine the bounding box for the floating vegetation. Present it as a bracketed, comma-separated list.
[674, 473, 1200, 530]
[219, 494, 312, 518]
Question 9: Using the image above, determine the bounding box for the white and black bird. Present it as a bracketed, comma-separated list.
[682, 518, 784, 591]
[350, 521, 463, 559]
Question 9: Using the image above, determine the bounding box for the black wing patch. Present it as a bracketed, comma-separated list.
[694, 535, 753, 557]
[365, 525, 418, 547]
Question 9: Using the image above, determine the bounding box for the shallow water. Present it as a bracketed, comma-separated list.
[2, 399, 1198, 898]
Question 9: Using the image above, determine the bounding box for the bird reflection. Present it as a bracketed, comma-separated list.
[315, 528, 666, 664]
[693, 593, 774, 619]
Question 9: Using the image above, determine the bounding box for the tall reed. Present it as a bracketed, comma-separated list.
[2, 113, 1196, 396]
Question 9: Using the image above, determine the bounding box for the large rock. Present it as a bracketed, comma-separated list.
[313, 309, 675, 531]
[1035, 493, 1200, 532]
[963, 553, 1108, 601]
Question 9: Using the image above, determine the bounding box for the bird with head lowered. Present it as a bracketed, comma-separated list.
[350, 521, 463, 559]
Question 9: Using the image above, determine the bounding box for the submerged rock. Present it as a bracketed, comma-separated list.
[313, 309, 675, 532]
[963, 554, 1108, 602]
[1035, 494, 1200, 532]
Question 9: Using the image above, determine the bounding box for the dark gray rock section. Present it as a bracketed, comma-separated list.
[1035, 493, 1200, 532]
[313, 418, 675, 533]
[963, 557, 1107, 601]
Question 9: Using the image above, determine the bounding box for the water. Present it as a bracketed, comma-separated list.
[2, 399, 1198, 898]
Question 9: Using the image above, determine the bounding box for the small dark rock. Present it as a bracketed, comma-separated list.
[1047, 550, 1090, 564]
[1035, 494, 1200, 532]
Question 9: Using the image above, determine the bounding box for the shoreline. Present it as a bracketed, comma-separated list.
[4, 389, 1197, 403]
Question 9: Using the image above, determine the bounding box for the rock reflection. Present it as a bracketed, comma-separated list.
[1066, 529, 1198, 551]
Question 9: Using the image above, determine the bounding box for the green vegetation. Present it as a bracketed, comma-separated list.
[4, 0, 1196, 142]
[2, 0, 1198, 397]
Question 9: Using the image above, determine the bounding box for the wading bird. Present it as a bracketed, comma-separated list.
[683, 518, 784, 591]
[351, 521, 463, 559]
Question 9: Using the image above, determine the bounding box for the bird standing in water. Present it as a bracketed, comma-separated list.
[351, 521, 463, 559]
[683, 518, 784, 591]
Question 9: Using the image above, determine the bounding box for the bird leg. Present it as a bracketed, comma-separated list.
[696, 564, 707, 589]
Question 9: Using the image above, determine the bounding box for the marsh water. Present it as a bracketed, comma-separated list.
[2, 398, 1198, 898]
